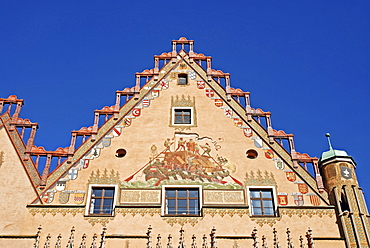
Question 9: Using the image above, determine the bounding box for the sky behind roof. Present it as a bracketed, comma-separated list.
[1, 1, 370, 202]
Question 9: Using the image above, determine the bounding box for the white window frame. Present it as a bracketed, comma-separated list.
[172, 107, 194, 126]
[161, 185, 202, 216]
[85, 184, 118, 216]
[246, 186, 278, 217]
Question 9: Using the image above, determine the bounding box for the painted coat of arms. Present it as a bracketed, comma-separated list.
[293, 194, 304, 206]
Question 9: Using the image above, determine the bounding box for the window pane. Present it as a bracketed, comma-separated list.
[262, 191, 272, 198]
[103, 198, 114, 206]
[189, 199, 198, 207]
[104, 189, 115, 197]
[251, 199, 261, 207]
[92, 189, 102, 197]
[183, 115, 191, 124]
[178, 199, 187, 207]
[250, 191, 260, 198]
[166, 190, 176, 198]
[167, 199, 176, 208]
[263, 200, 273, 208]
[189, 190, 198, 198]
[178, 190, 187, 198]
[253, 207, 262, 215]
[175, 115, 183, 124]
[178, 207, 187, 215]
[168, 208, 176, 215]
[264, 208, 274, 216]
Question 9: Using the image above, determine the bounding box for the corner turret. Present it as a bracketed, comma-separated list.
[319, 133, 370, 247]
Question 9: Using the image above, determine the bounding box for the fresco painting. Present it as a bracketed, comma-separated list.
[124, 133, 242, 188]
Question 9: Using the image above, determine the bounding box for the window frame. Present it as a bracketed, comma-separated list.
[85, 184, 118, 216]
[172, 107, 194, 126]
[247, 186, 277, 217]
[161, 185, 202, 217]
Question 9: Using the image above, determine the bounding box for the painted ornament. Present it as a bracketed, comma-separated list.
[224, 108, 232, 117]
[214, 99, 223, 107]
[264, 149, 274, 159]
[112, 127, 121, 137]
[253, 137, 263, 148]
[59, 191, 71, 204]
[160, 80, 169, 89]
[294, 194, 304, 206]
[243, 128, 253, 138]
[205, 89, 214, 97]
[189, 71, 196, 79]
[298, 183, 308, 194]
[124, 118, 131, 127]
[74, 192, 86, 204]
[278, 193, 288, 206]
[197, 81, 205, 89]
[142, 99, 150, 108]
[285, 171, 296, 182]
[68, 169, 78, 180]
[309, 194, 321, 206]
[152, 90, 159, 98]
[132, 108, 141, 117]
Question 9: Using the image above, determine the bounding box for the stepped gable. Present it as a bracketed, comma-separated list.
[0, 38, 327, 204]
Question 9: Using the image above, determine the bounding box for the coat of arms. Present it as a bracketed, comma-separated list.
[197, 81, 205, 89]
[214, 99, 223, 107]
[264, 149, 274, 159]
[56, 179, 67, 191]
[205, 89, 214, 97]
[152, 90, 159, 98]
[142, 99, 150, 108]
[68, 169, 78, 180]
[160, 80, 169, 89]
[285, 171, 296, 182]
[42, 190, 55, 203]
[224, 108, 232, 117]
[124, 118, 131, 127]
[59, 191, 71, 204]
[308, 194, 321, 206]
[112, 127, 121, 137]
[278, 193, 288, 206]
[74, 191, 86, 204]
[275, 159, 284, 170]
[132, 108, 141, 117]
[293, 194, 304, 206]
[243, 128, 253, 138]
[297, 183, 308, 194]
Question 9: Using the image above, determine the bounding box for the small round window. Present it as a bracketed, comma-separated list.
[115, 149, 127, 158]
[246, 149, 258, 159]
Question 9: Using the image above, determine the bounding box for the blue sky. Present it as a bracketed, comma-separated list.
[1, 1, 369, 203]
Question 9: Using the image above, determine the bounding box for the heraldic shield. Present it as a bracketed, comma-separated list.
[294, 194, 304, 206]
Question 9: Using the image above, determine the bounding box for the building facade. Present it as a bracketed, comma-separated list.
[0, 37, 369, 247]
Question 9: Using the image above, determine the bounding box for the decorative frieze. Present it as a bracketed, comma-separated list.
[203, 190, 244, 205]
[28, 207, 84, 217]
[88, 169, 120, 185]
[120, 189, 161, 204]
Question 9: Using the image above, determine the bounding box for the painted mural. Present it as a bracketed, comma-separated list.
[122, 132, 243, 189]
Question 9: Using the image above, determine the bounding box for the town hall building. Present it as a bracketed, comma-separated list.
[0, 37, 369, 247]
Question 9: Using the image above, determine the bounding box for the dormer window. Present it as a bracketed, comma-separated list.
[178, 74, 188, 85]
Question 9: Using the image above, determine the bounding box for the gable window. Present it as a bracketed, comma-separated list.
[178, 74, 188, 85]
[163, 187, 201, 216]
[174, 108, 192, 125]
[89, 187, 115, 215]
[249, 188, 276, 216]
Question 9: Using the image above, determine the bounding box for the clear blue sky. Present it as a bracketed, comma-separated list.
[1, 1, 370, 202]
